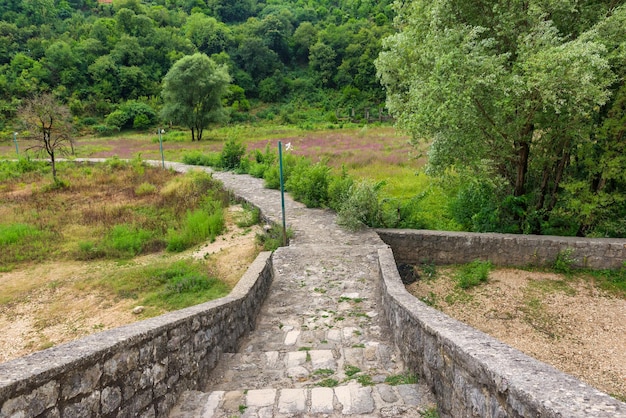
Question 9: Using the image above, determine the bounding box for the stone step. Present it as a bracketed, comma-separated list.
[169, 382, 436, 418]
[205, 343, 405, 392]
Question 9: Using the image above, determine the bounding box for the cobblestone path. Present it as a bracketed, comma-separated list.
[156, 166, 437, 417]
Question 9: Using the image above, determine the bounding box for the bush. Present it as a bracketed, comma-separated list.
[93, 124, 120, 136]
[182, 151, 219, 166]
[328, 168, 354, 211]
[456, 260, 493, 289]
[286, 160, 331, 207]
[337, 180, 384, 230]
[133, 114, 151, 129]
[104, 101, 157, 130]
[219, 138, 246, 170]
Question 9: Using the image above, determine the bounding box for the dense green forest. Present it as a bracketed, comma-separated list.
[0, 0, 393, 132]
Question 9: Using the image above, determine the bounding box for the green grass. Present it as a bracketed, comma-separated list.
[95, 260, 230, 313]
[455, 260, 493, 289]
[0, 223, 56, 268]
[316, 378, 339, 388]
[384, 373, 419, 385]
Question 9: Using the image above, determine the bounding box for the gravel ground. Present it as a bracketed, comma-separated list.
[406, 267, 626, 401]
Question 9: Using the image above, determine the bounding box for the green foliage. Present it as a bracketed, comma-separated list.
[553, 249, 576, 274]
[102, 224, 154, 258]
[0, 159, 47, 182]
[105, 260, 229, 312]
[218, 137, 246, 170]
[135, 182, 156, 196]
[286, 160, 331, 207]
[455, 260, 493, 289]
[585, 264, 626, 298]
[421, 407, 440, 418]
[181, 151, 220, 167]
[337, 180, 384, 230]
[105, 101, 157, 130]
[161, 53, 231, 141]
[316, 378, 339, 388]
[0, 223, 54, 269]
[255, 225, 292, 251]
[376, 0, 625, 236]
[234, 204, 260, 228]
[166, 198, 225, 252]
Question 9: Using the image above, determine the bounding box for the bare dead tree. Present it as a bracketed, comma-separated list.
[17, 94, 74, 181]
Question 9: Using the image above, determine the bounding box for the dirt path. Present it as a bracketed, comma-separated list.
[0, 206, 261, 363]
[406, 268, 626, 401]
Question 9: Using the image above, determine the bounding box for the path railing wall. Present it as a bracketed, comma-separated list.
[377, 246, 626, 417]
[0, 252, 273, 418]
[375, 228, 626, 418]
[377, 229, 626, 269]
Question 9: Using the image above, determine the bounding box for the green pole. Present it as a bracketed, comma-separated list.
[158, 128, 165, 168]
[278, 141, 287, 246]
[13, 132, 18, 155]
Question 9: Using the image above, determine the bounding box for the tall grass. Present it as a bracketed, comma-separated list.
[94, 260, 230, 313]
[1, 160, 229, 268]
[0, 223, 54, 269]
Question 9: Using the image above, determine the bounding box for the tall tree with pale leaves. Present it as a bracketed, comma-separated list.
[161, 53, 231, 141]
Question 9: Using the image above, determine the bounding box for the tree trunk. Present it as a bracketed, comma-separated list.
[546, 149, 570, 213]
[514, 139, 530, 197]
[514, 123, 534, 197]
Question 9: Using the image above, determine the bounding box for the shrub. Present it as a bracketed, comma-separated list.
[328, 167, 354, 212]
[105, 101, 157, 130]
[219, 137, 246, 170]
[553, 248, 576, 274]
[182, 151, 219, 166]
[133, 114, 151, 129]
[337, 180, 384, 230]
[93, 124, 120, 136]
[456, 260, 493, 289]
[286, 160, 331, 208]
[255, 225, 292, 251]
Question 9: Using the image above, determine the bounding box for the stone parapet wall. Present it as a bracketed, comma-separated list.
[377, 229, 626, 269]
[377, 246, 626, 418]
[0, 252, 273, 418]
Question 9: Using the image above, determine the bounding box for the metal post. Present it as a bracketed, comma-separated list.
[13, 132, 18, 155]
[278, 141, 287, 246]
[158, 128, 165, 168]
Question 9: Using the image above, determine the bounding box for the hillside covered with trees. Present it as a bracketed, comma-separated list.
[0, 0, 393, 132]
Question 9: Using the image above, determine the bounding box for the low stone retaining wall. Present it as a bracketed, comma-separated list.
[377, 229, 626, 269]
[0, 251, 273, 418]
[377, 246, 626, 418]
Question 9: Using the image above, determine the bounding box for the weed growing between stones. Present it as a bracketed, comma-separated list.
[421, 406, 440, 418]
[384, 373, 419, 385]
[316, 378, 339, 387]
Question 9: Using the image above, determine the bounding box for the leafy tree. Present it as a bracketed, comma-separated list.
[183, 13, 233, 56]
[376, 0, 617, 233]
[292, 21, 317, 64]
[309, 41, 336, 87]
[161, 53, 231, 141]
[18, 93, 74, 180]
